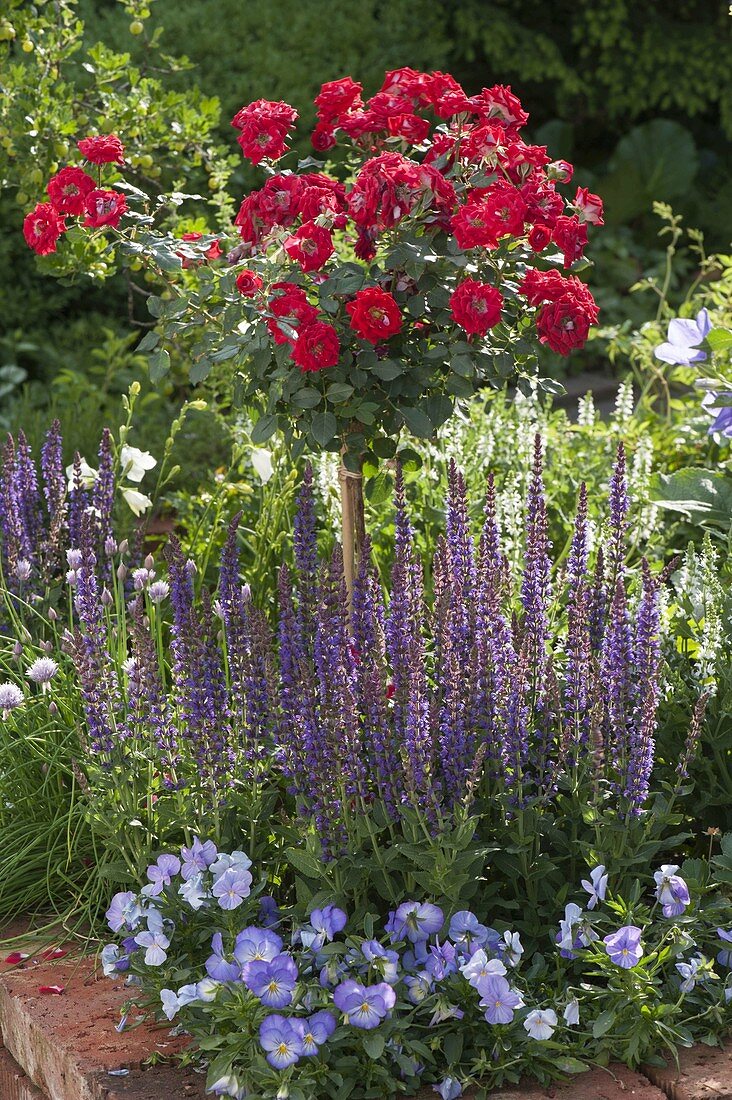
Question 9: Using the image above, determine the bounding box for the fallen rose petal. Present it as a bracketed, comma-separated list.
[41, 948, 68, 960]
[38, 985, 64, 995]
[3, 952, 29, 964]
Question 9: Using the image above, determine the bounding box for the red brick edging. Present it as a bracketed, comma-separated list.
[0, 950, 729, 1099]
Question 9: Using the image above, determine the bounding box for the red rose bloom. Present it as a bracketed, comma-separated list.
[235, 269, 264, 297]
[266, 283, 319, 345]
[520, 180, 564, 229]
[519, 270, 598, 322]
[536, 297, 592, 355]
[547, 159, 573, 184]
[77, 134, 125, 165]
[314, 77, 364, 124]
[290, 320, 340, 372]
[459, 123, 505, 165]
[231, 99, 298, 165]
[552, 214, 588, 268]
[46, 167, 95, 215]
[450, 279, 503, 336]
[386, 113, 431, 143]
[469, 85, 529, 130]
[528, 224, 552, 252]
[178, 232, 223, 267]
[257, 174, 303, 228]
[427, 72, 471, 118]
[574, 186, 604, 226]
[23, 202, 65, 255]
[83, 189, 127, 228]
[311, 124, 337, 152]
[452, 182, 525, 250]
[346, 287, 402, 343]
[283, 221, 334, 272]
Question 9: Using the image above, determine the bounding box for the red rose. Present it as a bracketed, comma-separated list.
[528, 224, 552, 251]
[298, 174, 347, 226]
[46, 167, 95, 215]
[346, 287, 402, 343]
[257, 174, 303, 229]
[450, 278, 503, 336]
[77, 134, 125, 165]
[23, 202, 66, 255]
[452, 182, 525, 250]
[231, 99, 298, 165]
[536, 297, 592, 355]
[178, 232, 223, 267]
[519, 270, 598, 322]
[503, 141, 549, 181]
[469, 85, 529, 130]
[235, 269, 264, 297]
[574, 186, 604, 226]
[427, 72, 471, 118]
[311, 124, 337, 152]
[290, 321, 340, 372]
[83, 189, 127, 228]
[283, 221, 334, 272]
[386, 113, 431, 143]
[266, 283, 319, 345]
[314, 77, 363, 124]
[552, 214, 588, 268]
[459, 123, 505, 165]
[546, 159, 573, 184]
[520, 180, 563, 229]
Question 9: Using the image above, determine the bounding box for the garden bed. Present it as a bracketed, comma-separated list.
[1, 945, 730, 1099]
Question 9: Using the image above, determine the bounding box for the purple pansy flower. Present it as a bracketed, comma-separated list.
[676, 956, 704, 992]
[179, 873, 209, 911]
[105, 891, 142, 933]
[133, 909, 169, 966]
[604, 925, 643, 969]
[387, 901, 444, 943]
[205, 932, 241, 982]
[654, 308, 710, 365]
[142, 854, 181, 897]
[524, 1008, 558, 1040]
[403, 971, 433, 1004]
[212, 866, 253, 910]
[180, 837, 217, 880]
[310, 905, 347, 942]
[434, 1078, 463, 1099]
[361, 940, 400, 984]
[460, 949, 507, 989]
[478, 974, 523, 1025]
[333, 979, 396, 1029]
[564, 998, 580, 1025]
[209, 850, 252, 879]
[448, 911, 489, 952]
[500, 930, 524, 967]
[425, 940, 458, 981]
[295, 1010, 336, 1056]
[259, 895, 280, 928]
[653, 865, 690, 918]
[234, 926, 283, 965]
[243, 953, 298, 1007]
[581, 865, 608, 910]
[708, 401, 732, 439]
[716, 928, 732, 969]
[259, 1015, 303, 1069]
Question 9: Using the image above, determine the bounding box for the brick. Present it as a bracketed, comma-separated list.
[0, 954, 201, 1100]
[413, 1065, 666, 1099]
[643, 1044, 732, 1099]
[0, 1043, 47, 1100]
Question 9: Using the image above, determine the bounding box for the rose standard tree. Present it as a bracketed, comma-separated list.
[23, 67, 602, 587]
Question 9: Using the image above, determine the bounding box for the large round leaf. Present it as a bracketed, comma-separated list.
[601, 120, 698, 224]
